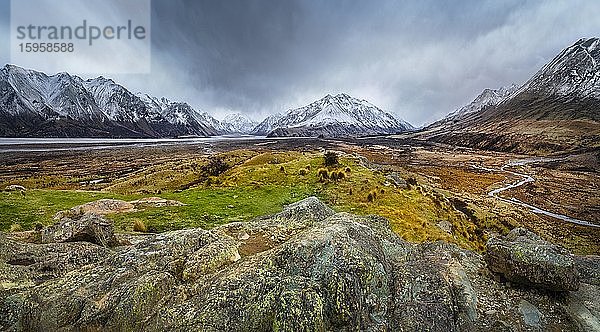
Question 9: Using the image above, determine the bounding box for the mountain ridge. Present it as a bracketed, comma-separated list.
[0, 64, 222, 138]
[0, 65, 413, 138]
[265, 93, 413, 138]
[420, 37, 600, 154]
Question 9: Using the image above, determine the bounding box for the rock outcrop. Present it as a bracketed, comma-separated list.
[4, 185, 26, 192]
[485, 228, 580, 291]
[0, 232, 111, 293]
[42, 213, 119, 247]
[53, 199, 135, 219]
[129, 197, 186, 208]
[53, 197, 186, 220]
[0, 198, 597, 331]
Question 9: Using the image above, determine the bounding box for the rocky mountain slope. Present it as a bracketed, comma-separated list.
[1, 197, 598, 331]
[251, 113, 283, 135]
[265, 93, 413, 138]
[0, 65, 222, 138]
[433, 84, 519, 125]
[420, 38, 600, 154]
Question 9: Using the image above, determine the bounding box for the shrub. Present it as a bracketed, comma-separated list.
[279, 166, 285, 173]
[367, 192, 374, 202]
[336, 171, 345, 180]
[9, 224, 23, 232]
[299, 169, 307, 176]
[305, 165, 311, 170]
[348, 188, 353, 195]
[201, 157, 230, 177]
[345, 167, 351, 173]
[330, 172, 338, 181]
[407, 177, 418, 186]
[324, 151, 339, 167]
[317, 168, 329, 180]
[133, 220, 147, 232]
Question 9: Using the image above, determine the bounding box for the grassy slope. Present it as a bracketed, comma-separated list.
[0, 150, 491, 251]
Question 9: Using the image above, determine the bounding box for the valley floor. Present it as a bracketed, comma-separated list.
[1, 136, 598, 254]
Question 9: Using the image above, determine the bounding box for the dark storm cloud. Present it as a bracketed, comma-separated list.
[2, 0, 600, 125]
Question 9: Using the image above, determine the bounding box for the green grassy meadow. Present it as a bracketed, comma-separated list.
[1, 150, 493, 251]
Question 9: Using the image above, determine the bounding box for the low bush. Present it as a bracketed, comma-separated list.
[133, 219, 147, 232]
[9, 223, 23, 232]
[317, 168, 329, 180]
[201, 157, 230, 177]
[324, 151, 339, 167]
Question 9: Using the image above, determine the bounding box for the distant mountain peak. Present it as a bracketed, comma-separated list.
[265, 93, 413, 138]
[575, 37, 599, 50]
[422, 38, 600, 154]
[521, 37, 600, 98]
[221, 113, 258, 134]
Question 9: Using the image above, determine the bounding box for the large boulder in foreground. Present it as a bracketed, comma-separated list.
[485, 228, 579, 291]
[0, 232, 111, 293]
[41, 213, 118, 247]
[0, 198, 596, 331]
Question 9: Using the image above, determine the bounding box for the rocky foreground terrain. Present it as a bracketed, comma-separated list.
[1, 197, 598, 331]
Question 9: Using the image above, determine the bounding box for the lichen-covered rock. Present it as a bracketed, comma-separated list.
[0, 232, 110, 295]
[0, 198, 595, 331]
[182, 236, 241, 280]
[129, 197, 186, 208]
[54, 199, 135, 219]
[4, 185, 26, 192]
[42, 213, 119, 247]
[485, 228, 579, 291]
[574, 255, 600, 286]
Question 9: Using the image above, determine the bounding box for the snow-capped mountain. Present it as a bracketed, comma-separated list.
[421, 37, 600, 154]
[220, 113, 258, 134]
[84, 77, 159, 123]
[138, 94, 222, 136]
[251, 113, 283, 135]
[0, 65, 221, 137]
[520, 37, 600, 98]
[266, 93, 413, 138]
[443, 84, 519, 122]
[1, 65, 105, 121]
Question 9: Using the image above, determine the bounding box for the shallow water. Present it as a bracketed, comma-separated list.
[473, 159, 599, 228]
[0, 135, 269, 152]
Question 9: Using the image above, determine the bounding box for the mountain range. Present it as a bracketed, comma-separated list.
[0, 65, 413, 138]
[0, 65, 222, 138]
[421, 37, 600, 153]
[1, 37, 599, 150]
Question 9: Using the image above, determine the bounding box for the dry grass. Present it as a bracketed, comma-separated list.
[133, 219, 147, 233]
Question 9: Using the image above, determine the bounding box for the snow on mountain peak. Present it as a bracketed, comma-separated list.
[0, 65, 223, 137]
[221, 113, 258, 134]
[265, 93, 413, 138]
[521, 37, 600, 98]
[445, 84, 519, 121]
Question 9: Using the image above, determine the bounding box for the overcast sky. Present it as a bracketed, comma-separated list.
[1, 0, 600, 126]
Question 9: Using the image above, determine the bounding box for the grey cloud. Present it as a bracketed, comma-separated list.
[1, 0, 599, 125]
